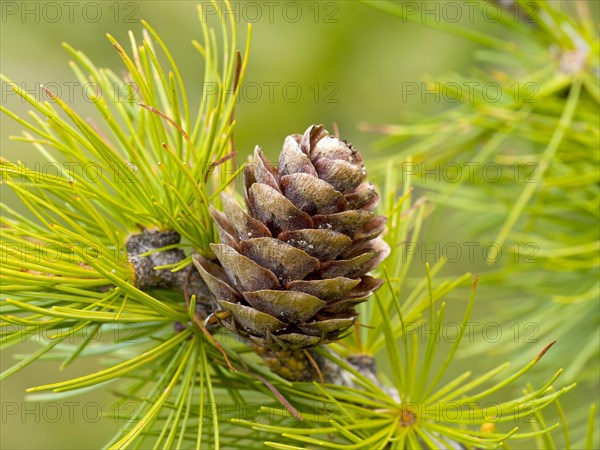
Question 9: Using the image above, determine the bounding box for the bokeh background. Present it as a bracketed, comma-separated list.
[1, 1, 597, 448]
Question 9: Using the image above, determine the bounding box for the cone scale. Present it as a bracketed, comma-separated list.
[194, 125, 389, 381]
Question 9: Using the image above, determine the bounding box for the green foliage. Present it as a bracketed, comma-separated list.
[1, 1, 251, 367]
[0, 1, 593, 449]
[361, 0, 598, 379]
[232, 179, 575, 448]
[2, 4, 249, 248]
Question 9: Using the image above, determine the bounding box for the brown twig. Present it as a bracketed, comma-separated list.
[182, 267, 236, 372]
[250, 373, 303, 421]
[140, 103, 193, 149]
[304, 350, 325, 385]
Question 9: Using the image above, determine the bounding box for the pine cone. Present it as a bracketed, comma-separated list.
[194, 125, 389, 380]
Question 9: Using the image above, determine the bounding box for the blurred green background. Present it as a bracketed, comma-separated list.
[1, 1, 596, 448]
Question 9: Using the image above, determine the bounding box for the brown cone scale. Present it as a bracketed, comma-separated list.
[194, 125, 389, 381]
